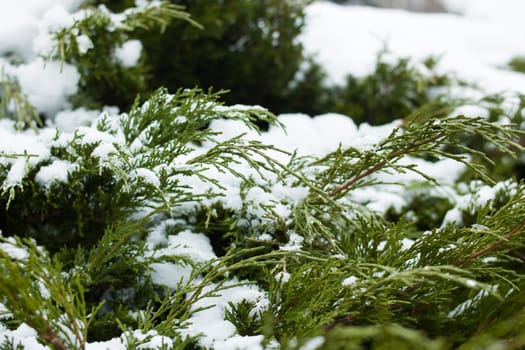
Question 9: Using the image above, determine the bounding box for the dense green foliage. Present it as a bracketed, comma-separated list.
[79, 0, 451, 123]
[86, 0, 321, 116]
[54, 2, 200, 111]
[1, 1, 525, 350]
[328, 54, 453, 125]
[509, 56, 525, 74]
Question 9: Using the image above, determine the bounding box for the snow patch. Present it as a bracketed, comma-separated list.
[114, 40, 142, 67]
[35, 159, 76, 189]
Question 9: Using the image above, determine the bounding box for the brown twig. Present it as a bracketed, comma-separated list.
[38, 325, 68, 350]
[328, 134, 442, 197]
[324, 314, 356, 331]
[457, 218, 525, 266]
[328, 160, 388, 197]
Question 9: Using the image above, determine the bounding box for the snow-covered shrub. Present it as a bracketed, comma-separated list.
[1, 1, 525, 350]
[328, 53, 453, 125]
[509, 56, 525, 74]
[91, 0, 325, 116]
[49, 2, 200, 112]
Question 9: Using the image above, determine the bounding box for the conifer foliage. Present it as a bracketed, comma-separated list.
[1, 1, 525, 350]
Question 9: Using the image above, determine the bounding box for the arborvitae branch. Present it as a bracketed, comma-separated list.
[0, 72, 41, 130]
[458, 217, 525, 265]
[328, 132, 442, 197]
[320, 116, 523, 199]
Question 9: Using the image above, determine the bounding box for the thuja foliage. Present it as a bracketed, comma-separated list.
[2, 2, 525, 350]
[88, 0, 322, 115]
[1, 85, 525, 348]
[328, 54, 453, 125]
[448, 92, 525, 181]
[50, 1, 200, 111]
[79, 0, 454, 120]
[30, 0, 457, 125]
[0, 72, 41, 130]
[509, 56, 525, 74]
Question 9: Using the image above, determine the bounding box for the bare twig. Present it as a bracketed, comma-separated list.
[457, 218, 525, 266]
[328, 134, 442, 197]
[37, 325, 68, 350]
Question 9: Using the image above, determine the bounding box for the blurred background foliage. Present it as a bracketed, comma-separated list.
[85, 0, 451, 125]
[80, 0, 524, 182]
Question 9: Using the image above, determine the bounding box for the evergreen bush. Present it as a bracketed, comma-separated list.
[328, 54, 453, 125]
[1, 1, 525, 350]
[88, 0, 323, 116]
[509, 56, 525, 74]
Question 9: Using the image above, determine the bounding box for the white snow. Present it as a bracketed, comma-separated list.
[2, 1, 525, 348]
[150, 262, 193, 287]
[300, 336, 325, 350]
[442, 180, 517, 226]
[301, 1, 525, 92]
[0, 237, 29, 261]
[275, 271, 291, 283]
[12, 58, 80, 116]
[130, 168, 161, 187]
[76, 34, 94, 55]
[400, 238, 415, 251]
[0, 0, 81, 60]
[35, 159, 76, 189]
[466, 279, 477, 287]
[54, 108, 100, 132]
[149, 229, 217, 287]
[114, 39, 143, 67]
[0, 323, 48, 350]
[342, 276, 358, 287]
[281, 231, 305, 251]
[452, 105, 490, 119]
[214, 335, 265, 350]
[180, 282, 268, 349]
[0, 121, 51, 188]
[155, 230, 217, 264]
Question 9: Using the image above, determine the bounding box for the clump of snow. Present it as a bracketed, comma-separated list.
[149, 229, 217, 287]
[466, 279, 477, 287]
[54, 108, 100, 132]
[84, 330, 173, 349]
[0, 8, 38, 60]
[150, 262, 193, 288]
[11, 58, 80, 116]
[0, 237, 29, 260]
[300, 336, 325, 350]
[301, 1, 525, 92]
[0, 323, 47, 350]
[123, 330, 173, 349]
[442, 180, 517, 226]
[400, 238, 415, 251]
[275, 271, 291, 283]
[130, 168, 160, 187]
[32, 4, 74, 56]
[342, 276, 358, 287]
[153, 229, 217, 264]
[281, 231, 305, 251]
[75, 126, 122, 146]
[451, 105, 490, 119]
[438, 244, 457, 254]
[114, 40, 142, 67]
[180, 282, 268, 349]
[0, 121, 51, 188]
[5, 160, 28, 188]
[35, 159, 76, 189]
[215, 335, 265, 350]
[76, 34, 94, 54]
